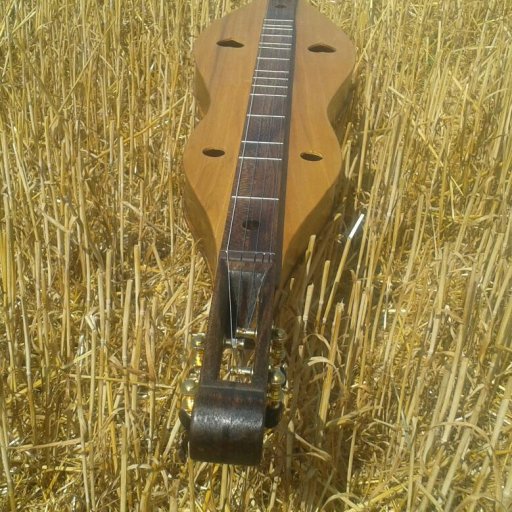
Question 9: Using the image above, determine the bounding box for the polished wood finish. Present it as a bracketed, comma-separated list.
[188, 0, 299, 465]
[182, 0, 355, 465]
[183, 0, 355, 281]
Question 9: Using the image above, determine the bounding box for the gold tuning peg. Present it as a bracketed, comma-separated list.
[268, 368, 286, 409]
[180, 379, 198, 415]
[179, 334, 205, 431]
[271, 327, 286, 366]
[179, 378, 199, 431]
[235, 327, 257, 340]
[191, 333, 205, 368]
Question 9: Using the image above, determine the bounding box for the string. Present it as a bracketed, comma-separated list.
[243, 11, 293, 327]
[240, 61, 266, 328]
[227, 2, 296, 342]
[250, 12, 295, 325]
[269, 9, 295, 261]
[225, 23, 265, 343]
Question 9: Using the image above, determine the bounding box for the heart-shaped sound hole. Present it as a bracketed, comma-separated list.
[217, 39, 244, 48]
[308, 44, 336, 53]
[300, 152, 323, 162]
[203, 148, 225, 157]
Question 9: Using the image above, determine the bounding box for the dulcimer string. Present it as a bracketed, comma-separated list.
[225, 37, 265, 342]
[238, 56, 264, 331]
[242, 58, 267, 330]
[225, 84, 257, 343]
[226, 3, 298, 339]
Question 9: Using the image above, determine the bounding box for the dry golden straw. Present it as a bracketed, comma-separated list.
[1, 0, 511, 510]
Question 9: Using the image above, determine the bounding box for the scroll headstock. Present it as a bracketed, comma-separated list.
[179, 258, 286, 465]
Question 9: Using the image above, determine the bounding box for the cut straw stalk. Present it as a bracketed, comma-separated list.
[0, 0, 511, 509]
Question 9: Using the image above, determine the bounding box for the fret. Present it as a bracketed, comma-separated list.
[253, 76, 289, 81]
[252, 84, 288, 88]
[264, 18, 294, 22]
[254, 75, 289, 80]
[250, 93, 287, 97]
[222, 249, 276, 264]
[241, 140, 284, 144]
[257, 57, 291, 61]
[254, 69, 289, 74]
[259, 42, 292, 47]
[247, 114, 285, 118]
[253, 84, 288, 89]
[262, 26, 293, 31]
[259, 46, 291, 51]
[239, 156, 282, 160]
[260, 34, 293, 38]
[232, 196, 279, 201]
[253, 77, 290, 83]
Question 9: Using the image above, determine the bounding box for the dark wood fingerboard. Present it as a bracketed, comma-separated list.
[220, 0, 297, 332]
[222, 0, 296, 266]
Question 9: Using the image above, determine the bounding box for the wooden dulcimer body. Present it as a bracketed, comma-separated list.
[180, 0, 355, 465]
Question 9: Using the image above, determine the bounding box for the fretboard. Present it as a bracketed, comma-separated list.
[222, 1, 297, 266]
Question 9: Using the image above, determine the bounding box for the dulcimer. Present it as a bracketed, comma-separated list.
[179, 0, 355, 465]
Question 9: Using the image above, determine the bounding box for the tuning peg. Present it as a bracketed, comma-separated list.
[180, 379, 198, 413]
[265, 328, 287, 428]
[267, 367, 285, 409]
[178, 378, 198, 430]
[179, 334, 205, 431]
[229, 366, 254, 377]
[191, 333, 205, 368]
[265, 366, 286, 429]
[235, 327, 257, 340]
[271, 327, 286, 365]
[224, 337, 255, 350]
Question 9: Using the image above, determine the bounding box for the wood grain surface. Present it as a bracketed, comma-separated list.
[183, 0, 355, 281]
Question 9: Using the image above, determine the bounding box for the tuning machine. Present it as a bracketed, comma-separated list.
[190, 332, 205, 371]
[178, 333, 205, 429]
[265, 327, 287, 428]
[179, 328, 287, 435]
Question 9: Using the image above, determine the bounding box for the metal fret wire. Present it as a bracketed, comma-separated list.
[241, 19, 291, 326]
[243, 12, 294, 329]
[254, 19, 293, 259]
[249, 28, 293, 323]
[225, 2, 295, 341]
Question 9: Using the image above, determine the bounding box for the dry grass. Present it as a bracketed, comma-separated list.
[1, 0, 511, 510]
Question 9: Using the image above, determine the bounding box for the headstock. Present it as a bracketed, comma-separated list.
[179, 259, 287, 465]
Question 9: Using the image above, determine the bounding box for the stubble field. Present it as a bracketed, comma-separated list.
[1, 0, 511, 510]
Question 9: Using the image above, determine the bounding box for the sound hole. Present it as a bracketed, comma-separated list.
[275, 3, 286, 8]
[202, 148, 225, 157]
[308, 44, 336, 53]
[217, 39, 244, 48]
[300, 152, 323, 162]
[242, 219, 260, 231]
